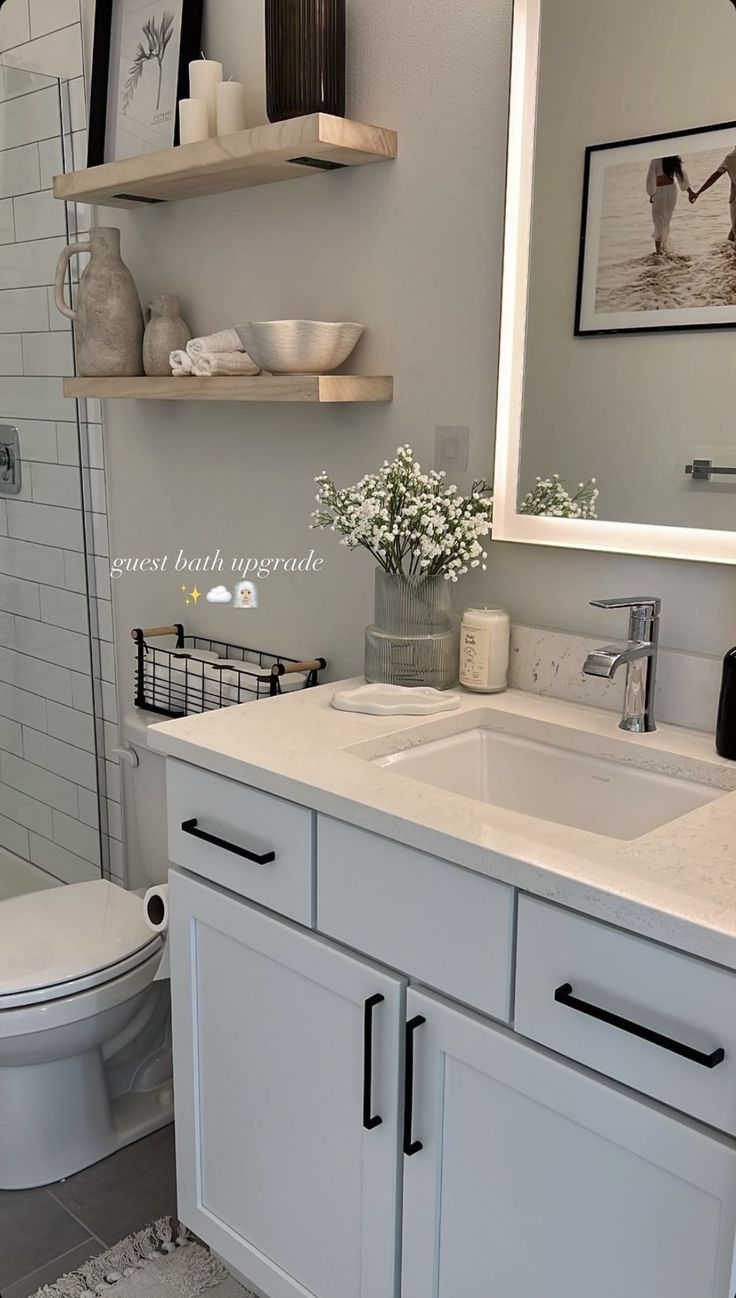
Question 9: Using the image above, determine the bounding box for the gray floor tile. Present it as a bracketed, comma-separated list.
[3, 1239, 98, 1298]
[0, 1188, 88, 1288]
[52, 1125, 177, 1247]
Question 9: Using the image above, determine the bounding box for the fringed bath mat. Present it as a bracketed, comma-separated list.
[30, 1217, 256, 1298]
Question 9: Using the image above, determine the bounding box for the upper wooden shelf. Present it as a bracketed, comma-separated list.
[63, 375, 393, 403]
[53, 114, 398, 209]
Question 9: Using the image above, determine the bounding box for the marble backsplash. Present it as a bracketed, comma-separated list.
[509, 624, 724, 735]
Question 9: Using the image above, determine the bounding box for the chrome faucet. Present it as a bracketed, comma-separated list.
[583, 597, 661, 734]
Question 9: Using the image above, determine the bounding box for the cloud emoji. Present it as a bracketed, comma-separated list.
[206, 585, 233, 604]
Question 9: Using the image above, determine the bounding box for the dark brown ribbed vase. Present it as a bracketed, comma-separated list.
[265, 0, 346, 122]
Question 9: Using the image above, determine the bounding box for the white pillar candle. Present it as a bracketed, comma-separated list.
[459, 607, 510, 694]
[189, 58, 224, 136]
[216, 80, 247, 136]
[179, 98, 209, 145]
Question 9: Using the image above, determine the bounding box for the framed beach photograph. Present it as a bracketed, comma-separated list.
[576, 120, 736, 335]
[87, 0, 203, 166]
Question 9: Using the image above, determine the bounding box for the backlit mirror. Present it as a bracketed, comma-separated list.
[494, 0, 736, 563]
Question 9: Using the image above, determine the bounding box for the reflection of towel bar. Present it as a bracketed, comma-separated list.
[685, 459, 736, 482]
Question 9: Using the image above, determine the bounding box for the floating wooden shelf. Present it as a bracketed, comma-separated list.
[63, 375, 393, 403]
[53, 114, 397, 209]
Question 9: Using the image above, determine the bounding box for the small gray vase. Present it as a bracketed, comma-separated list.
[143, 295, 192, 376]
[54, 227, 144, 377]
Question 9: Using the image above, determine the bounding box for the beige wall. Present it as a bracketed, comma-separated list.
[102, 0, 736, 700]
[520, 0, 736, 532]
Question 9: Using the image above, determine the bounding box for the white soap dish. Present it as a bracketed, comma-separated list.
[332, 683, 462, 716]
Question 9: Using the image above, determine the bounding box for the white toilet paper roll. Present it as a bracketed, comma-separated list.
[144, 884, 169, 934]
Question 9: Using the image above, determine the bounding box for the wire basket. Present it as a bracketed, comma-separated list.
[132, 624, 327, 719]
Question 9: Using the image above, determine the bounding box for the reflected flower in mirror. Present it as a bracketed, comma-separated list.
[520, 475, 599, 520]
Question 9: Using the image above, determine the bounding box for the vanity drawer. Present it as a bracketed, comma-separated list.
[166, 759, 313, 924]
[317, 816, 514, 1020]
[515, 895, 736, 1134]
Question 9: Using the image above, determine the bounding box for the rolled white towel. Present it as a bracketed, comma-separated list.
[187, 329, 245, 360]
[192, 351, 260, 377]
[170, 349, 194, 374]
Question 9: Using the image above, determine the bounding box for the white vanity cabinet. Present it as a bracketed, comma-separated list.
[401, 988, 736, 1298]
[168, 869, 404, 1298]
[165, 763, 736, 1298]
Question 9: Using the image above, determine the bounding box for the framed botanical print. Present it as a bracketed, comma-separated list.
[88, 0, 203, 166]
[576, 120, 736, 335]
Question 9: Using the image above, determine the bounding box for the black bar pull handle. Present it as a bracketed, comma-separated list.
[554, 983, 725, 1070]
[181, 818, 276, 867]
[363, 994, 385, 1130]
[403, 1015, 426, 1156]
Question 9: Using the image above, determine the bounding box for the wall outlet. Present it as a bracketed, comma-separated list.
[435, 425, 470, 473]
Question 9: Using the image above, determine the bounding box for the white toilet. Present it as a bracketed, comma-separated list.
[0, 711, 172, 1190]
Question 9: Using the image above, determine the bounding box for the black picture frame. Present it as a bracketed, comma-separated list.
[87, 0, 203, 168]
[575, 118, 736, 337]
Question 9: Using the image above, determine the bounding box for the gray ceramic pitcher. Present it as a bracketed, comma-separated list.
[54, 227, 144, 377]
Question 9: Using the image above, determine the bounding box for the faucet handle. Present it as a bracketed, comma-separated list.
[591, 596, 661, 617]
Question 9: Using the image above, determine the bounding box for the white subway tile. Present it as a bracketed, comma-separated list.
[0, 334, 23, 374]
[23, 330, 74, 376]
[69, 127, 86, 171]
[14, 613, 89, 671]
[0, 644, 72, 705]
[0, 572, 40, 619]
[0, 289, 49, 335]
[63, 549, 85, 592]
[16, 418, 58, 462]
[0, 781, 52, 836]
[90, 554, 110, 599]
[7, 497, 84, 549]
[70, 670, 93, 713]
[0, 678, 46, 730]
[99, 638, 115, 684]
[77, 785, 99, 828]
[29, 831, 98, 883]
[38, 135, 63, 188]
[100, 678, 117, 724]
[56, 421, 80, 464]
[30, 461, 81, 506]
[66, 75, 86, 133]
[95, 597, 112, 641]
[23, 726, 96, 788]
[30, 0, 81, 41]
[0, 143, 41, 200]
[3, 26, 83, 82]
[0, 810, 29, 859]
[0, 7, 32, 51]
[80, 422, 103, 469]
[87, 467, 106, 513]
[14, 189, 67, 242]
[0, 715, 23, 754]
[0, 87, 61, 151]
[103, 719, 118, 759]
[47, 699, 94, 750]
[39, 583, 88, 632]
[108, 835, 124, 880]
[89, 510, 108, 557]
[106, 797, 122, 841]
[0, 498, 8, 536]
[0, 199, 14, 245]
[0, 534, 65, 585]
[52, 807, 100, 865]
[105, 758, 121, 802]
[0, 236, 69, 291]
[2, 750, 78, 815]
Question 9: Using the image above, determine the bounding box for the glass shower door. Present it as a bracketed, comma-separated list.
[0, 65, 102, 899]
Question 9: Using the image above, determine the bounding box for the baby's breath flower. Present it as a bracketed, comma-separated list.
[519, 473, 599, 520]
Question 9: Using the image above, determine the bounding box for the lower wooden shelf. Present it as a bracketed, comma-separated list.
[64, 375, 393, 403]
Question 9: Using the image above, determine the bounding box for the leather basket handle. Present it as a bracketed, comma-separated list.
[54, 242, 90, 321]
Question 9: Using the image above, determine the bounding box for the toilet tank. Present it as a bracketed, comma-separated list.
[121, 712, 170, 892]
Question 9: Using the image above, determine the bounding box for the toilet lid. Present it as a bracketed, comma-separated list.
[0, 879, 161, 1003]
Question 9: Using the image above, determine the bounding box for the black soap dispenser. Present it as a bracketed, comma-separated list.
[716, 646, 736, 759]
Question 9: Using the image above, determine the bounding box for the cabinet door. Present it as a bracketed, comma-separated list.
[169, 870, 403, 1298]
[401, 989, 736, 1298]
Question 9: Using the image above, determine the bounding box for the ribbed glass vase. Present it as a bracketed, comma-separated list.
[265, 0, 346, 123]
[364, 570, 460, 690]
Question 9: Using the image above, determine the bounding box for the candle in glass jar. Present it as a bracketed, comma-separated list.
[459, 607, 510, 693]
[216, 80, 247, 135]
[179, 98, 209, 145]
[189, 57, 224, 135]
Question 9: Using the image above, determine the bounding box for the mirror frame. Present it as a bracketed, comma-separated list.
[492, 0, 736, 565]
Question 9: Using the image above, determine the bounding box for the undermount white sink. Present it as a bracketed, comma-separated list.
[371, 719, 726, 841]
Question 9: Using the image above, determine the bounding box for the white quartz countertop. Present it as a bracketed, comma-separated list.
[149, 681, 736, 970]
